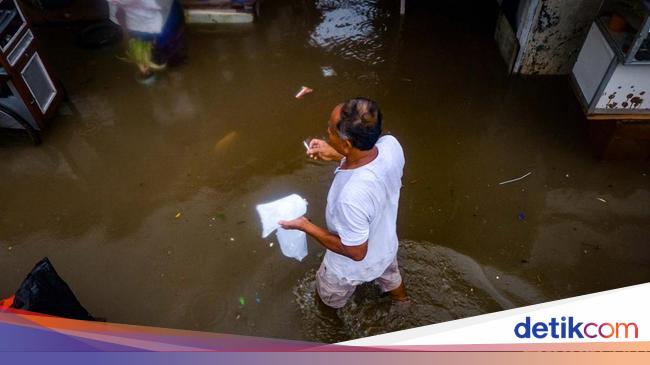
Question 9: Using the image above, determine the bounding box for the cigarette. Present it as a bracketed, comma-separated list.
[295, 86, 313, 99]
[303, 140, 310, 150]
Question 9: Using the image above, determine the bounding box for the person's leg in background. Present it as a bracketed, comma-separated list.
[153, 0, 187, 66]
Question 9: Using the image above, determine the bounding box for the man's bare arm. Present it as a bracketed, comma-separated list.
[279, 217, 368, 261]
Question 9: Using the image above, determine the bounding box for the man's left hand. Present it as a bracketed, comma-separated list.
[278, 216, 310, 231]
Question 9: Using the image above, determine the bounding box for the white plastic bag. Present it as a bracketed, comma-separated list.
[276, 228, 308, 262]
[256, 194, 308, 261]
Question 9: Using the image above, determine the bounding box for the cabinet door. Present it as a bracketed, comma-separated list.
[572, 23, 616, 109]
[0, 0, 27, 52]
[21, 52, 57, 114]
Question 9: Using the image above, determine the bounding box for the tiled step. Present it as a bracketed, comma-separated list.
[185, 8, 254, 23]
[181, 0, 256, 23]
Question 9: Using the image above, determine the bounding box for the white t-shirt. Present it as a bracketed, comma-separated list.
[108, 0, 173, 34]
[323, 135, 405, 283]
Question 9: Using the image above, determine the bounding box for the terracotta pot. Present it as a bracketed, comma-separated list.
[608, 13, 627, 33]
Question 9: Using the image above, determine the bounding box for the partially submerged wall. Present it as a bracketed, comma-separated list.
[519, 0, 604, 75]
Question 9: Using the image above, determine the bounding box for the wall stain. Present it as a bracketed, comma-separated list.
[520, 0, 604, 75]
[606, 87, 646, 109]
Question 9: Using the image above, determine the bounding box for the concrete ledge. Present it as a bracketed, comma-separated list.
[185, 9, 253, 24]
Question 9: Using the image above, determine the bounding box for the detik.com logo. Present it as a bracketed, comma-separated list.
[514, 317, 638, 339]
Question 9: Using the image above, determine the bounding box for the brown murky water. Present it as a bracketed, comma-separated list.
[1, 0, 649, 343]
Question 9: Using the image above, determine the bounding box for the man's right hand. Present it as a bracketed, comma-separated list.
[307, 139, 344, 162]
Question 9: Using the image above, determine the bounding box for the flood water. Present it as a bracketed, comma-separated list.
[1, 0, 649, 343]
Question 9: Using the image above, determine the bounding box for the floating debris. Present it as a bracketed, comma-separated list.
[597, 197, 607, 203]
[214, 131, 238, 152]
[255, 293, 261, 304]
[175, 212, 182, 219]
[230, 237, 235, 242]
[518, 212, 526, 221]
[321, 66, 337, 77]
[295, 86, 313, 99]
[236, 314, 241, 320]
[269, 242, 274, 247]
[239, 296, 245, 306]
[499, 171, 532, 185]
[7, 246, 12, 251]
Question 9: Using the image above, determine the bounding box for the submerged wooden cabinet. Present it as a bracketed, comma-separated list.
[572, 0, 650, 119]
[0, 0, 62, 139]
[571, 0, 650, 159]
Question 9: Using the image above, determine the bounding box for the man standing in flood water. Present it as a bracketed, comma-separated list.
[279, 98, 408, 308]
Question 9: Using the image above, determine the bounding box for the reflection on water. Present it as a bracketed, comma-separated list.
[310, 0, 392, 64]
[294, 240, 545, 342]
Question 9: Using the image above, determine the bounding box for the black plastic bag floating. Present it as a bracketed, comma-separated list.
[11, 257, 94, 321]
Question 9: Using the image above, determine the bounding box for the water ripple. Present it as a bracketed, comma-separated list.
[309, 0, 392, 64]
[293, 240, 545, 343]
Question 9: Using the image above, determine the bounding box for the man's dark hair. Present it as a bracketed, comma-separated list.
[336, 97, 383, 151]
